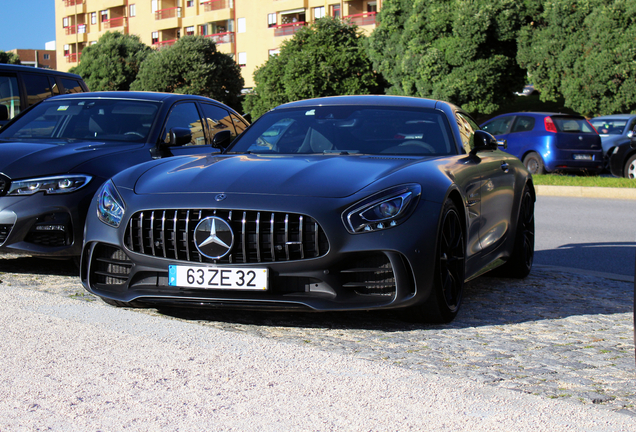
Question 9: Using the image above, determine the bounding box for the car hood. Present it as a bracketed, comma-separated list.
[0, 139, 144, 178]
[133, 154, 423, 198]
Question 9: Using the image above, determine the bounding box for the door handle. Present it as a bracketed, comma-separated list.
[501, 162, 509, 173]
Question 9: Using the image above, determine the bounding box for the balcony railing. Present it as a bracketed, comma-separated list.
[64, 24, 86, 35]
[344, 11, 378, 26]
[273, 21, 306, 37]
[205, 31, 234, 44]
[103, 17, 127, 29]
[65, 53, 81, 63]
[155, 7, 181, 20]
[153, 39, 178, 48]
[202, 0, 229, 12]
[64, 0, 83, 6]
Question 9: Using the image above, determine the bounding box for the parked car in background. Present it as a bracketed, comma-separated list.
[0, 64, 88, 128]
[514, 84, 539, 97]
[81, 95, 535, 324]
[590, 114, 636, 170]
[481, 112, 603, 175]
[608, 134, 636, 178]
[0, 91, 248, 259]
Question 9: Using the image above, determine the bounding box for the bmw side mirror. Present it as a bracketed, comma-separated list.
[212, 130, 233, 149]
[164, 127, 192, 147]
[473, 130, 498, 152]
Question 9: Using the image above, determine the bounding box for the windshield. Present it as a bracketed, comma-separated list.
[227, 106, 455, 156]
[590, 119, 627, 135]
[0, 98, 160, 143]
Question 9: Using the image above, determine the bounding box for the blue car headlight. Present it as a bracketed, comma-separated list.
[96, 180, 125, 228]
[7, 174, 91, 195]
[343, 184, 422, 234]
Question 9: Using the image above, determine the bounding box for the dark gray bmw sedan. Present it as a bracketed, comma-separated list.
[81, 95, 535, 323]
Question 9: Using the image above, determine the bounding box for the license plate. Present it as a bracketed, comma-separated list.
[573, 154, 593, 160]
[169, 265, 268, 291]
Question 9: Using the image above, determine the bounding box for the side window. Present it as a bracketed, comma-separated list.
[0, 75, 21, 121]
[22, 73, 53, 106]
[511, 116, 535, 133]
[60, 78, 83, 94]
[199, 103, 235, 142]
[482, 116, 513, 136]
[163, 102, 206, 146]
[231, 113, 248, 135]
[456, 112, 479, 154]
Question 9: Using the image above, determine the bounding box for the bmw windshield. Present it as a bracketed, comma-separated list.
[226, 106, 455, 156]
[0, 98, 161, 143]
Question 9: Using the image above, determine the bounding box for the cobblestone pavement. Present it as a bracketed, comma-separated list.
[1, 254, 634, 416]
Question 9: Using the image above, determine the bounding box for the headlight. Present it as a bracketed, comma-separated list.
[343, 184, 421, 234]
[7, 174, 91, 196]
[96, 180, 125, 228]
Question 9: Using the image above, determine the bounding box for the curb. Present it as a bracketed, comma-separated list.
[535, 184, 636, 200]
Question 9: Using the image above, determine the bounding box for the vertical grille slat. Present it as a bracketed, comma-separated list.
[125, 209, 328, 264]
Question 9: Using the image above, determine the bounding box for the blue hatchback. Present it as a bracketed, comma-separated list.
[481, 112, 603, 174]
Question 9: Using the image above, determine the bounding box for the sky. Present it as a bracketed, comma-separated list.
[0, 0, 56, 51]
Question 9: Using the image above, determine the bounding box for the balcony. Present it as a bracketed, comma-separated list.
[153, 39, 178, 49]
[202, 0, 229, 11]
[205, 31, 234, 45]
[103, 17, 127, 30]
[155, 7, 182, 30]
[64, 0, 85, 12]
[64, 24, 87, 43]
[274, 22, 306, 37]
[344, 11, 378, 27]
[102, 0, 125, 7]
[65, 53, 81, 63]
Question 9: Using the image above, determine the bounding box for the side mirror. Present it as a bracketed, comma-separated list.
[0, 105, 8, 121]
[497, 139, 507, 150]
[212, 130, 233, 149]
[473, 130, 498, 152]
[163, 127, 192, 148]
[628, 130, 634, 139]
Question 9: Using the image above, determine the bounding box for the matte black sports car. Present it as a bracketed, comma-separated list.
[81, 95, 535, 323]
[0, 91, 247, 258]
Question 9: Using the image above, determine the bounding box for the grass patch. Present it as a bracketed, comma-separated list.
[533, 174, 636, 188]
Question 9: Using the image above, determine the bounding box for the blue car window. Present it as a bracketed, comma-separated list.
[511, 116, 535, 133]
[482, 116, 513, 135]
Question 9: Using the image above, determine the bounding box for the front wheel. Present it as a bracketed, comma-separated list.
[624, 154, 636, 178]
[523, 152, 545, 175]
[406, 199, 465, 323]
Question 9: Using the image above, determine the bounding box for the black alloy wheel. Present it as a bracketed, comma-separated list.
[437, 202, 465, 314]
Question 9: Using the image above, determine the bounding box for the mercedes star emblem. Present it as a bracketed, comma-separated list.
[194, 216, 234, 259]
[215, 193, 227, 202]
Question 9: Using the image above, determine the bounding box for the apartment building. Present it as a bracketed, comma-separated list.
[55, 0, 382, 88]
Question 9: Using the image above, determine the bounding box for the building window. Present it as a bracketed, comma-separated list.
[151, 31, 159, 44]
[238, 52, 247, 67]
[43, 54, 50, 60]
[314, 7, 325, 20]
[237, 17, 246, 33]
[331, 4, 340, 18]
[129, 4, 136, 17]
[100, 10, 108, 22]
[267, 13, 276, 28]
[367, 1, 378, 13]
[280, 10, 305, 25]
[62, 17, 69, 28]
[151, 0, 158, 13]
[268, 49, 280, 56]
[91, 12, 97, 24]
[186, 26, 195, 36]
[187, 0, 194, 7]
[199, 24, 209, 36]
[64, 45, 70, 56]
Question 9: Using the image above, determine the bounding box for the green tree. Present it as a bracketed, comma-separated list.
[69, 32, 151, 91]
[0, 51, 21, 64]
[367, 0, 534, 115]
[517, 0, 636, 116]
[131, 36, 244, 109]
[243, 17, 386, 119]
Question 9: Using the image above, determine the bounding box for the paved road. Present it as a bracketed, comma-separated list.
[534, 195, 635, 277]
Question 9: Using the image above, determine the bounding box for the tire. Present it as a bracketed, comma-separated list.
[493, 185, 535, 278]
[624, 154, 636, 178]
[523, 152, 545, 175]
[406, 199, 466, 323]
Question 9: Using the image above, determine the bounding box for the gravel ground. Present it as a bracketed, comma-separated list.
[0, 254, 634, 430]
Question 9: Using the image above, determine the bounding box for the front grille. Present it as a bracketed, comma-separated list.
[91, 244, 133, 285]
[340, 253, 396, 296]
[25, 231, 68, 247]
[0, 224, 13, 244]
[125, 209, 329, 264]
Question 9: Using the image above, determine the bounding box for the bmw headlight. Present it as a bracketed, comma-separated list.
[7, 175, 91, 195]
[343, 184, 421, 234]
[96, 180, 125, 228]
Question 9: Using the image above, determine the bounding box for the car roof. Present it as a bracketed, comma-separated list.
[43, 91, 225, 104]
[272, 95, 452, 111]
[0, 63, 84, 80]
[591, 114, 636, 120]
